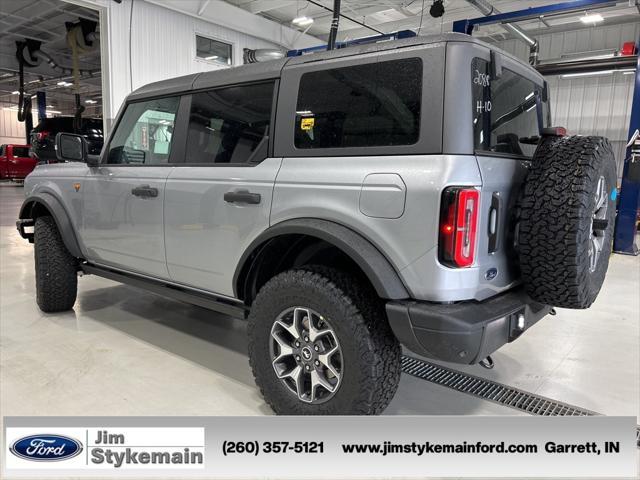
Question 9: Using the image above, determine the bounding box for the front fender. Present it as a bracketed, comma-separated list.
[18, 192, 83, 259]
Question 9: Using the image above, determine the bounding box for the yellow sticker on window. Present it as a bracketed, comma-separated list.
[300, 117, 315, 130]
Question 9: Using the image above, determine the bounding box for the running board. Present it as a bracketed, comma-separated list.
[81, 264, 248, 319]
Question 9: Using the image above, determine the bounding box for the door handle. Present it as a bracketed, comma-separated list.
[131, 185, 158, 198]
[224, 189, 261, 205]
[488, 192, 500, 253]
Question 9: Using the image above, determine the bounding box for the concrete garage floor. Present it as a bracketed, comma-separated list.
[1, 182, 638, 420]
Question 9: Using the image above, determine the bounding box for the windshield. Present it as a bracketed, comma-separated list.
[471, 57, 550, 157]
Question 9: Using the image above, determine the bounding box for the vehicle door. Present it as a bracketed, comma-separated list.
[80, 96, 183, 279]
[164, 80, 280, 297]
[0, 145, 6, 178]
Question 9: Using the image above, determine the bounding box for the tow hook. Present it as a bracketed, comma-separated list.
[479, 356, 494, 369]
[549, 308, 557, 316]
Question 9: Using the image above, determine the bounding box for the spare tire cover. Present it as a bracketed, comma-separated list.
[518, 135, 617, 309]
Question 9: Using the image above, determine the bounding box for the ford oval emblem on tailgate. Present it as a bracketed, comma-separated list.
[484, 268, 498, 281]
[10, 434, 83, 461]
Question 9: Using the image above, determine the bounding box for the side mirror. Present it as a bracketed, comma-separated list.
[86, 154, 100, 167]
[56, 133, 87, 163]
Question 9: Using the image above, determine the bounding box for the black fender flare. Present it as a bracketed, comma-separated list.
[19, 192, 83, 258]
[233, 218, 410, 300]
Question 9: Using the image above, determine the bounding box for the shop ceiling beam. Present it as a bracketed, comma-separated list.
[452, 0, 622, 35]
[248, 0, 291, 14]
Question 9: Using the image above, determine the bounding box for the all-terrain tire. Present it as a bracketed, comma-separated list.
[518, 135, 616, 308]
[247, 267, 402, 415]
[34, 216, 78, 312]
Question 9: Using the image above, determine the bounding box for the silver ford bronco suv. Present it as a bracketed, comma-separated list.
[17, 33, 616, 415]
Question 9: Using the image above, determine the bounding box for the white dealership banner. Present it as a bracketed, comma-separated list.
[2, 416, 637, 478]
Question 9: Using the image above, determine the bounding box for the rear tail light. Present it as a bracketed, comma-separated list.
[36, 131, 50, 141]
[541, 126, 566, 137]
[439, 187, 480, 268]
[621, 41, 637, 56]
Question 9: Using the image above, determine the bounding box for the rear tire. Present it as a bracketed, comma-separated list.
[247, 267, 402, 415]
[34, 216, 78, 312]
[518, 135, 616, 308]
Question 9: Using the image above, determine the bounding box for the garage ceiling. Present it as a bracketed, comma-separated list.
[224, 0, 640, 43]
[0, 0, 102, 113]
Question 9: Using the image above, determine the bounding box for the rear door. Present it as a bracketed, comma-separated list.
[80, 96, 182, 279]
[8, 145, 37, 178]
[469, 52, 550, 291]
[163, 81, 280, 297]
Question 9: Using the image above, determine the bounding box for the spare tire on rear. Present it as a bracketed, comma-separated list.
[518, 135, 616, 309]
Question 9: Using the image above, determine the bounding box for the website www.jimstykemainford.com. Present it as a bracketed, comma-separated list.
[342, 440, 541, 456]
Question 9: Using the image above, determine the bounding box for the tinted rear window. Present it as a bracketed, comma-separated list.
[471, 58, 549, 157]
[185, 82, 274, 164]
[12, 147, 30, 157]
[294, 57, 422, 149]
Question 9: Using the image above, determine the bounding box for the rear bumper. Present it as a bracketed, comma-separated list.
[386, 288, 552, 364]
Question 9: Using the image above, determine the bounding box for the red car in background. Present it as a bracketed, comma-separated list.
[0, 144, 37, 182]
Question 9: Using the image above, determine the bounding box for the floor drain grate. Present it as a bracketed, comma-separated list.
[401, 355, 640, 447]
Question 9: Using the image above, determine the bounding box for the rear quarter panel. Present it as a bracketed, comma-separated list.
[270, 155, 483, 301]
[270, 39, 539, 302]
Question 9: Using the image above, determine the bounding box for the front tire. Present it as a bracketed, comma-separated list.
[247, 267, 401, 415]
[34, 216, 78, 312]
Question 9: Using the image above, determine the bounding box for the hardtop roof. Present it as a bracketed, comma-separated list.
[127, 33, 540, 101]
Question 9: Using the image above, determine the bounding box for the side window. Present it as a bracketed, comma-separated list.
[184, 81, 274, 164]
[107, 96, 179, 165]
[294, 57, 422, 149]
[471, 58, 548, 157]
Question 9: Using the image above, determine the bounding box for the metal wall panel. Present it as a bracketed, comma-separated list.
[103, 0, 280, 125]
[0, 104, 27, 146]
[492, 23, 640, 180]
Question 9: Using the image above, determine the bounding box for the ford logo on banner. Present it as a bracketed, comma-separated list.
[10, 434, 83, 461]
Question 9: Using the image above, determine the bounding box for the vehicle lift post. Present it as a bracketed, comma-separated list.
[36, 91, 46, 123]
[613, 37, 640, 255]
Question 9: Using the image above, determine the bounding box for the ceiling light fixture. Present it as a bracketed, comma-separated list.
[292, 16, 314, 26]
[204, 55, 219, 60]
[85, 99, 97, 104]
[11, 90, 19, 94]
[580, 12, 604, 24]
